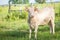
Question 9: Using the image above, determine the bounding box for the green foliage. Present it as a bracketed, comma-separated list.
[19, 11, 28, 19]
[5, 11, 28, 21]
[23, 0, 29, 4]
[9, 0, 29, 4]
[35, 0, 46, 3]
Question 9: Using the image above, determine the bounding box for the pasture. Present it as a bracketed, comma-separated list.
[0, 3, 60, 40]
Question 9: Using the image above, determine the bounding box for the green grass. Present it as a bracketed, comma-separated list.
[0, 19, 60, 40]
[0, 27, 60, 40]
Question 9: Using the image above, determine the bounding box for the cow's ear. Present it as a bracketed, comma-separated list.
[34, 6, 39, 12]
[25, 6, 29, 12]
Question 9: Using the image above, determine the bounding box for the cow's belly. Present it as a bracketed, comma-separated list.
[36, 14, 51, 25]
[39, 19, 50, 25]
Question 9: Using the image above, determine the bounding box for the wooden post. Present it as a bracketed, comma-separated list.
[8, 0, 11, 13]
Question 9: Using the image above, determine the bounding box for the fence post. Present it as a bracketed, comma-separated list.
[8, 0, 11, 13]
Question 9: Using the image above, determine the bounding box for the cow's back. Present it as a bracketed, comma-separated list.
[33, 7, 55, 25]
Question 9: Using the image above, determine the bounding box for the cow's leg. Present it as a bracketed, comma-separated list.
[48, 20, 53, 34]
[34, 25, 38, 40]
[51, 20, 55, 34]
[48, 20, 55, 34]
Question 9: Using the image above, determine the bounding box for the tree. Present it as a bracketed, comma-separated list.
[35, 0, 46, 3]
[12, 0, 22, 4]
[9, 0, 29, 4]
[23, 0, 29, 4]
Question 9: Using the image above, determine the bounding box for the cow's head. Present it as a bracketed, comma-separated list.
[25, 6, 39, 18]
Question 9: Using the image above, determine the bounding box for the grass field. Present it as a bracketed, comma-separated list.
[0, 20, 60, 40]
[0, 3, 60, 40]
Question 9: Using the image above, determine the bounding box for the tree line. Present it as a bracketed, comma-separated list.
[9, 0, 46, 4]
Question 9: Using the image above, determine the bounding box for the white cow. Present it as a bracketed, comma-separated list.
[26, 6, 55, 40]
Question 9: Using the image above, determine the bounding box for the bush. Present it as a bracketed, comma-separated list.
[5, 10, 28, 21]
[19, 11, 28, 19]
